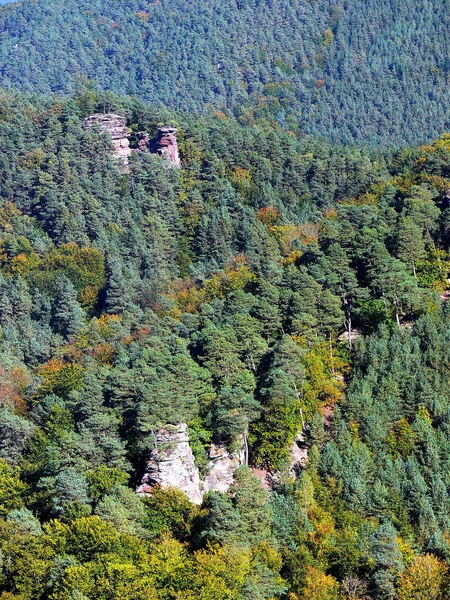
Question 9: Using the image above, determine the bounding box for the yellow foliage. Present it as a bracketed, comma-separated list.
[167, 257, 255, 315]
[322, 28, 335, 46]
[230, 167, 254, 199]
[271, 222, 320, 254]
[338, 192, 378, 206]
[397, 537, 416, 567]
[301, 342, 347, 417]
[231, 166, 252, 186]
[397, 554, 448, 600]
[79, 284, 99, 310]
[136, 10, 150, 21]
[302, 566, 339, 600]
[18, 147, 46, 170]
[147, 533, 189, 590]
[38, 359, 84, 397]
[9, 252, 41, 275]
[187, 544, 252, 600]
[307, 506, 336, 559]
[203, 258, 256, 300]
[421, 174, 450, 193]
[0, 202, 21, 230]
[419, 133, 450, 154]
[282, 249, 302, 266]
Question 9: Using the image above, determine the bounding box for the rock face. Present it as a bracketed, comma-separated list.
[203, 442, 245, 494]
[136, 131, 151, 152]
[137, 426, 246, 504]
[83, 116, 181, 170]
[289, 432, 309, 476]
[83, 114, 132, 167]
[150, 125, 181, 168]
[136, 424, 203, 505]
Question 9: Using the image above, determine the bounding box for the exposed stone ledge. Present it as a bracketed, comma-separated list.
[83, 114, 132, 170]
[136, 424, 203, 505]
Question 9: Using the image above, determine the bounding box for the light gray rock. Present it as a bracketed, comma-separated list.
[136, 424, 203, 505]
[203, 442, 245, 494]
[137, 426, 248, 504]
[289, 432, 308, 476]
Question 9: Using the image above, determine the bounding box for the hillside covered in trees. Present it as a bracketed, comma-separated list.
[0, 0, 449, 146]
[0, 89, 449, 598]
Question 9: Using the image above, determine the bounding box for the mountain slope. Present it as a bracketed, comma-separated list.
[0, 0, 449, 145]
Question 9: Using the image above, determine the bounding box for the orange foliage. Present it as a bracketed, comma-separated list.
[38, 358, 84, 397]
[214, 111, 229, 120]
[136, 10, 150, 21]
[0, 366, 31, 414]
[257, 206, 281, 227]
[8, 252, 41, 275]
[122, 325, 152, 346]
[271, 222, 320, 254]
[166, 278, 206, 314]
[91, 343, 115, 366]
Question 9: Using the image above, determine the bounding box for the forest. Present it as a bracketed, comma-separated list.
[0, 87, 448, 598]
[0, 0, 449, 146]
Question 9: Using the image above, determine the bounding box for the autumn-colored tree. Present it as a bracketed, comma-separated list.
[397, 554, 448, 600]
[301, 566, 339, 600]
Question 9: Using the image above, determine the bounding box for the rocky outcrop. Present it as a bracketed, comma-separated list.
[289, 432, 309, 476]
[136, 131, 150, 152]
[150, 126, 181, 168]
[83, 114, 132, 168]
[136, 424, 202, 504]
[83, 116, 181, 170]
[203, 442, 245, 494]
[137, 426, 247, 504]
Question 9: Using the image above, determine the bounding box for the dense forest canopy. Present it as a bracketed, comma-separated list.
[0, 88, 449, 598]
[0, 0, 449, 146]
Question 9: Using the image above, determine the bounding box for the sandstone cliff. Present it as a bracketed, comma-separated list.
[83, 114, 132, 168]
[136, 424, 203, 504]
[83, 116, 181, 170]
[203, 442, 246, 494]
[150, 126, 181, 168]
[137, 425, 245, 504]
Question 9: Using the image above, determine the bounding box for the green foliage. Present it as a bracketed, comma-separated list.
[0, 92, 447, 598]
[0, 0, 448, 145]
